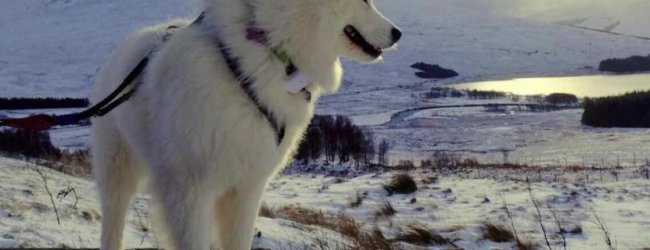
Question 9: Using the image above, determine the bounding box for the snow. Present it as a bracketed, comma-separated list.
[375, 106, 650, 167]
[0, 157, 155, 248]
[2, 157, 650, 249]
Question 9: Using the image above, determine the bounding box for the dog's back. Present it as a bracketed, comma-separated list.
[90, 19, 190, 250]
[91, 20, 190, 106]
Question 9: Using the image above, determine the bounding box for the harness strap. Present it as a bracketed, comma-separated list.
[0, 57, 148, 130]
[193, 13, 286, 144]
[76, 57, 148, 120]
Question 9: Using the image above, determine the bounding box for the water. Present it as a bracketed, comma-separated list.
[453, 74, 650, 97]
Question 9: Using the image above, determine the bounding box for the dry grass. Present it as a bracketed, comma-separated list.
[336, 214, 362, 239]
[398, 224, 450, 246]
[394, 160, 416, 170]
[349, 191, 363, 208]
[273, 206, 393, 249]
[516, 239, 539, 250]
[384, 173, 418, 195]
[421, 175, 438, 185]
[375, 201, 396, 217]
[274, 206, 360, 238]
[481, 222, 515, 243]
[440, 225, 465, 233]
[36, 149, 92, 178]
[352, 228, 392, 250]
[569, 224, 583, 234]
[258, 202, 275, 218]
[481, 222, 538, 249]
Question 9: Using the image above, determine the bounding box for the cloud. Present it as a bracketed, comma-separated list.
[491, 0, 647, 17]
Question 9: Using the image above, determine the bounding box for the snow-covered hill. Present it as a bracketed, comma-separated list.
[2, 157, 650, 249]
[0, 157, 152, 248]
[2, 0, 650, 101]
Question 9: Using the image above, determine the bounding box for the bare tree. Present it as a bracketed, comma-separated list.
[377, 139, 389, 166]
[363, 131, 375, 166]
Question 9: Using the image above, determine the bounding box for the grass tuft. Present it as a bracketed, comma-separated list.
[375, 201, 396, 217]
[481, 222, 514, 243]
[516, 239, 539, 250]
[569, 224, 583, 234]
[349, 191, 363, 208]
[258, 202, 275, 218]
[274, 206, 360, 238]
[398, 224, 449, 246]
[354, 228, 392, 250]
[384, 174, 418, 195]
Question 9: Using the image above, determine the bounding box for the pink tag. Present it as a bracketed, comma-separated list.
[286, 72, 312, 94]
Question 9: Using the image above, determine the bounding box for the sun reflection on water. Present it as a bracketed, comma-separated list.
[453, 74, 650, 97]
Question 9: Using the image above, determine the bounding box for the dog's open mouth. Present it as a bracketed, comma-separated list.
[344, 25, 382, 58]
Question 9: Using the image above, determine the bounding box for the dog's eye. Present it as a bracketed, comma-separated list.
[362, 0, 368, 4]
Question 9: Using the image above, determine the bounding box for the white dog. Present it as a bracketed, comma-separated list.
[91, 0, 400, 249]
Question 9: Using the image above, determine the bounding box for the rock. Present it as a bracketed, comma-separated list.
[80, 209, 101, 221]
[411, 62, 459, 79]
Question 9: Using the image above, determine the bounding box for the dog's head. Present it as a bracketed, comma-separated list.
[332, 0, 402, 62]
[251, 0, 401, 92]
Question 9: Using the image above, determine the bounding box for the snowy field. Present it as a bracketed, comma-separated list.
[370, 105, 650, 167]
[2, 157, 650, 249]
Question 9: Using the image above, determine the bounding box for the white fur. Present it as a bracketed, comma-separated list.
[92, 0, 399, 249]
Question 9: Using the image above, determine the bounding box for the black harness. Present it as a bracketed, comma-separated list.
[192, 13, 290, 145]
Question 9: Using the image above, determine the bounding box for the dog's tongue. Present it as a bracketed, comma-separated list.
[286, 72, 312, 94]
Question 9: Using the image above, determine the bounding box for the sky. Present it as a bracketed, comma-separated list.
[492, 0, 647, 16]
[489, 0, 650, 37]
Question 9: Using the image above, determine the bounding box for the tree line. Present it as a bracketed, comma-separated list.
[0, 129, 61, 158]
[0, 97, 89, 110]
[294, 115, 390, 166]
[599, 54, 650, 73]
[582, 90, 650, 128]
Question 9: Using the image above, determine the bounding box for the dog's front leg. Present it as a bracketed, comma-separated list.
[153, 168, 216, 250]
[214, 179, 268, 250]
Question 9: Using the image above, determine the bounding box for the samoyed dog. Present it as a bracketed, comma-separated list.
[91, 0, 401, 249]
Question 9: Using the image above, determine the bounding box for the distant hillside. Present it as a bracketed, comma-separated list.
[2, 0, 650, 118]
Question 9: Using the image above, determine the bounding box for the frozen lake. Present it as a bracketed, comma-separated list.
[453, 74, 650, 97]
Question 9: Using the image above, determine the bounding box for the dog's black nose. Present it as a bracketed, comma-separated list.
[391, 27, 402, 44]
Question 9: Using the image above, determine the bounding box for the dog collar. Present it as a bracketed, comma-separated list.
[246, 27, 312, 100]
